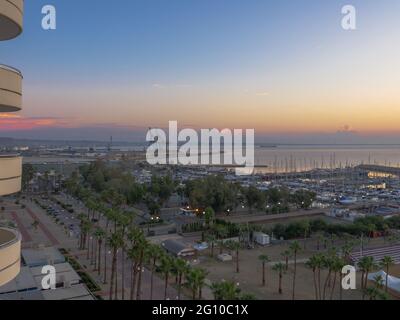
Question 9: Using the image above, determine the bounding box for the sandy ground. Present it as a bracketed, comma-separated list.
[198, 239, 400, 300]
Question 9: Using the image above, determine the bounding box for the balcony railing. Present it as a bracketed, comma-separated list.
[0, 227, 21, 287]
[0, 63, 23, 112]
[0, 154, 22, 196]
[0, 0, 24, 41]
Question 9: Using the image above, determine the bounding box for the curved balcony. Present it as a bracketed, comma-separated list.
[0, 227, 21, 287]
[0, 155, 21, 196]
[0, 0, 23, 41]
[0, 64, 22, 112]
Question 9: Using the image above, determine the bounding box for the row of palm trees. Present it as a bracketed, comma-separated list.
[74, 192, 397, 301]
[256, 241, 302, 298]
[255, 241, 396, 300]
[76, 197, 213, 300]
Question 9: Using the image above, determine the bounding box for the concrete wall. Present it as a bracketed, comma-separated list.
[0, 228, 21, 287]
[0, 156, 22, 196]
[0, 0, 24, 40]
[0, 65, 22, 112]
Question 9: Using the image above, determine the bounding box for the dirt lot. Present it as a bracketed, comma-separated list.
[198, 239, 400, 300]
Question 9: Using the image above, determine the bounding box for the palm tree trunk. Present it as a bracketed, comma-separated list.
[317, 268, 322, 300]
[236, 249, 239, 273]
[164, 273, 169, 300]
[114, 253, 118, 299]
[136, 250, 144, 300]
[386, 266, 389, 293]
[339, 273, 343, 300]
[87, 235, 90, 260]
[323, 270, 332, 300]
[91, 236, 95, 265]
[103, 243, 108, 284]
[292, 253, 297, 300]
[150, 259, 156, 300]
[262, 263, 266, 286]
[121, 249, 125, 300]
[178, 273, 182, 300]
[97, 240, 102, 276]
[312, 270, 318, 300]
[130, 261, 137, 300]
[109, 248, 117, 300]
[136, 264, 143, 301]
[330, 272, 337, 300]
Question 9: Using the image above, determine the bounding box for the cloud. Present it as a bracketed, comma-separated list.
[0, 115, 70, 131]
[255, 91, 270, 96]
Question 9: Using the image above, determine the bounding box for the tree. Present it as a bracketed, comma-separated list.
[94, 227, 106, 276]
[258, 255, 270, 286]
[206, 234, 216, 258]
[22, 164, 35, 194]
[291, 190, 316, 209]
[107, 231, 124, 300]
[186, 267, 208, 300]
[306, 254, 323, 300]
[289, 241, 301, 300]
[31, 220, 40, 232]
[160, 255, 174, 300]
[243, 185, 265, 214]
[380, 256, 395, 293]
[147, 245, 163, 300]
[210, 281, 241, 300]
[174, 258, 190, 300]
[226, 240, 241, 273]
[272, 263, 286, 294]
[281, 250, 291, 271]
[358, 256, 377, 299]
[204, 207, 215, 228]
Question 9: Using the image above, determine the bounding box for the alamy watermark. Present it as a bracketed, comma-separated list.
[146, 121, 255, 175]
[42, 5, 57, 30]
[341, 4, 356, 30]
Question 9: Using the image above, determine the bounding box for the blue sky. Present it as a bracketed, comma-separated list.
[1, 0, 400, 142]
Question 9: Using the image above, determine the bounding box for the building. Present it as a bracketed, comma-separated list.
[0, 0, 24, 287]
[0, 248, 95, 300]
[161, 239, 197, 257]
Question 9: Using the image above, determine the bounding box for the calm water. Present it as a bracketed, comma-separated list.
[116, 144, 400, 173]
[254, 145, 400, 173]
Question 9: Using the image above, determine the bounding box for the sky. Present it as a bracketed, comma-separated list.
[1, 0, 400, 142]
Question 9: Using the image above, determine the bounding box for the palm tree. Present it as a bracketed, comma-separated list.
[147, 244, 163, 300]
[226, 241, 241, 273]
[127, 245, 139, 300]
[94, 227, 106, 276]
[210, 281, 241, 300]
[160, 255, 173, 300]
[186, 267, 208, 300]
[118, 212, 133, 300]
[134, 236, 148, 301]
[380, 256, 394, 293]
[281, 250, 291, 271]
[289, 241, 301, 300]
[272, 262, 286, 294]
[174, 258, 189, 300]
[322, 254, 335, 300]
[206, 234, 216, 258]
[107, 230, 124, 300]
[258, 255, 270, 286]
[306, 254, 323, 300]
[358, 256, 377, 299]
[329, 256, 345, 300]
